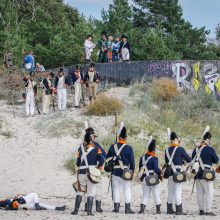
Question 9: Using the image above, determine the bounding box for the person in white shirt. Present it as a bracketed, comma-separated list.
[23, 76, 37, 117]
[54, 68, 68, 111]
[36, 63, 45, 72]
[84, 35, 96, 64]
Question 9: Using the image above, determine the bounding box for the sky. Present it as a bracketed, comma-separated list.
[64, 0, 220, 38]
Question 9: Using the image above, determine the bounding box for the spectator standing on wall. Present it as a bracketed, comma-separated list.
[36, 63, 45, 72]
[112, 37, 121, 62]
[97, 32, 108, 63]
[119, 34, 130, 62]
[84, 35, 96, 64]
[24, 51, 35, 75]
[4, 51, 13, 68]
[106, 35, 113, 63]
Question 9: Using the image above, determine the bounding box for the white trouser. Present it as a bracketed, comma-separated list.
[25, 91, 35, 116]
[74, 82, 82, 107]
[57, 88, 67, 111]
[167, 176, 182, 205]
[77, 174, 97, 197]
[85, 50, 92, 60]
[141, 182, 161, 205]
[95, 179, 102, 201]
[112, 175, 131, 203]
[23, 193, 55, 210]
[196, 179, 214, 212]
[121, 48, 130, 61]
[42, 93, 51, 114]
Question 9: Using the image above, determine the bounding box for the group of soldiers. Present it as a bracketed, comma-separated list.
[71, 123, 219, 216]
[23, 63, 100, 117]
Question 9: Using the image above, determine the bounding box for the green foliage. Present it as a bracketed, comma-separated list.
[64, 157, 77, 175]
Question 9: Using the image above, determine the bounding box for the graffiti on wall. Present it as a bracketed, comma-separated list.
[171, 61, 220, 95]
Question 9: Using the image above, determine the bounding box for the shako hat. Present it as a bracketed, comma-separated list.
[148, 139, 156, 152]
[170, 132, 178, 141]
[119, 122, 127, 139]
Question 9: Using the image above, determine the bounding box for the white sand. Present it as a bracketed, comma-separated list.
[0, 87, 220, 220]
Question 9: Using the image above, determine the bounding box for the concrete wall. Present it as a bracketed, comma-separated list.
[63, 60, 220, 97]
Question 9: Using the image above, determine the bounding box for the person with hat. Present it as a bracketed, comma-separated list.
[84, 126, 106, 213]
[165, 131, 191, 215]
[84, 63, 100, 104]
[71, 64, 84, 108]
[119, 34, 130, 62]
[105, 123, 135, 214]
[23, 76, 37, 117]
[54, 68, 69, 111]
[192, 129, 219, 216]
[0, 193, 65, 211]
[138, 139, 162, 214]
[40, 72, 55, 114]
[97, 31, 108, 63]
[84, 35, 96, 64]
[71, 131, 105, 216]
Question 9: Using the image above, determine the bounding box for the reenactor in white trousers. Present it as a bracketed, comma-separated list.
[138, 139, 162, 214]
[70, 65, 84, 108]
[23, 76, 37, 117]
[105, 124, 135, 214]
[71, 132, 104, 216]
[54, 68, 69, 111]
[192, 130, 219, 216]
[40, 72, 55, 114]
[164, 131, 191, 215]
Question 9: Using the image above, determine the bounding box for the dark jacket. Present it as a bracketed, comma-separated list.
[139, 153, 162, 182]
[54, 76, 70, 88]
[119, 41, 130, 53]
[84, 71, 101, 83]
[106, 140, 135, 177]
[165, 145, 191, 176]
[70, 71, 83, 85]
[24, 80, 37, 94]
[76, 144, 104, 175]
[192, 145, 219, 179]
[94, 141, 106, 158]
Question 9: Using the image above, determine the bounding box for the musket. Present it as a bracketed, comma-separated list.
[81, 83, 86, 107]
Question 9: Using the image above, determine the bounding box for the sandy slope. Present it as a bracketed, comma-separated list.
[0, 87, 220, 220]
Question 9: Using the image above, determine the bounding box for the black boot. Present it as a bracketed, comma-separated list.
[35, 203, 46, 210]
[156, 204, 161, 214]
[167, 203, 175, 214]
[55, 206, 65, 211]
[176, 204, 186, 215]
[125, 203, 135, 214]
[84, 203, 87, 212]
[112, 203, 120, 213]
[87, 196, 94, 216]
[138, 204, 146, 214]
[96, 200, 103, 213]
[199, 210, 205, 215]
[71, 195, 82, 215]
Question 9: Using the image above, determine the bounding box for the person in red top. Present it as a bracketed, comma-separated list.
[138, 139, 162, 214]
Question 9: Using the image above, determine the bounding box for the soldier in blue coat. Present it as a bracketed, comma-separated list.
[106, 125, 135, 214]
[71, 132, 104, 216]
[165, 132, 191, 215]
[84, 127, 106, 213]
[138, 139, 162, 214]
[192, 131, 219, 216]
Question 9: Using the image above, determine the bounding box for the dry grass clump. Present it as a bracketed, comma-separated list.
[86, 94, 123, 116]
[64, 158, 77, 175]
[151, 77, 179, 101]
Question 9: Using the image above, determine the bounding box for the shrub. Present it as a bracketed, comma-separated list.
[86, 94, 123, 116]
[150, 77, 179, 101]
[64, 158, 77, 175]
